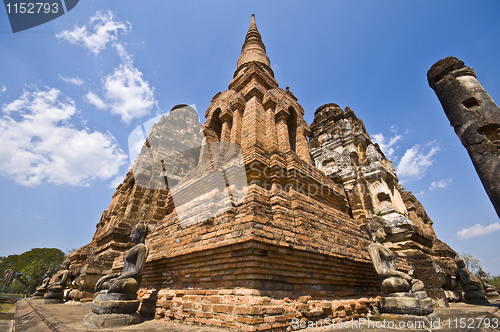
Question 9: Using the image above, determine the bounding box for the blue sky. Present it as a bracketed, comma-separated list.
[1, 1, 499, 275]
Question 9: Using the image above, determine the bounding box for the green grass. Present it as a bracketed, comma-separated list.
[0, 295, 19, 313]
[0, 303, 15, 313]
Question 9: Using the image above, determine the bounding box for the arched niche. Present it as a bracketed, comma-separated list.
[208, 108, 222, 142]
[287, 107, 298, 152]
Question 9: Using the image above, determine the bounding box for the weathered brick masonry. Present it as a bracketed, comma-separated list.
[137, 288, 378, 331]
[125, 15, 380, 329]
[69, 14, 459, 330]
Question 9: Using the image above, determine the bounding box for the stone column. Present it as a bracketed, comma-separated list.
[428, 57, 500, 217]
[225, 108, 244, 166]
[276, 110, 291, 153]
[220, 113, 232, 142]
[265, 106, 279, 154]
[296, 125, 312, 164]
[241, 97, 266, 153]
[230, 109, 243, 146]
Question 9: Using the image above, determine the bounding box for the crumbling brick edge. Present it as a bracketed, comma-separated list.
[137, 288, 380, 331]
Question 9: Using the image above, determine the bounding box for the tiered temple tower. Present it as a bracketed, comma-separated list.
[140, 13, 378, 297]
[69, 15, 460, 330]
[309, 103, 457, 300]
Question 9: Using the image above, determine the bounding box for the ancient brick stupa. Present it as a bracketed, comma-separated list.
[69, 15, 459, 330]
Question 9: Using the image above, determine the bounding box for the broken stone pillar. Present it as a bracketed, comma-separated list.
[428, 57, 500, 217]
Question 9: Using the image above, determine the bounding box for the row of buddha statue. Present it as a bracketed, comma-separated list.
[32, 216, 497, 326]
[367, 217, 497, 317]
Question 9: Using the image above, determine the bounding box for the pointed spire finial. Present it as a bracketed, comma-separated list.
[235, 14, 273, 78]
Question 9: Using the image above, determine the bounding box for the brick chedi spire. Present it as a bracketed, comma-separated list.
[234, 14, 273, 79]
[206, 15, 314, 167]
[139, 14, 379, 301]
[67, 16, 466, 328]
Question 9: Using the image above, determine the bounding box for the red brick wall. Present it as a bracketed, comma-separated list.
[137, 288, 379, 331]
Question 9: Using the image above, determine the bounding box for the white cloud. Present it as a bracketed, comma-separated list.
[103, 62, 156, 123]
[397, 142, 440, 181]
[0, 88, 127, 187]
[86, 91, 107, 110]
[115, 43, 131, 63]
[59, 75, 84, 86]
[457, 223, 500, 240]
[58, 11, 156, 123]
[372, 132, 402, 159]
[429, 178, 452, 190]
[1, 85, 6, 93]
[56, 11, 129, 54]
[88, 46, 156, 123]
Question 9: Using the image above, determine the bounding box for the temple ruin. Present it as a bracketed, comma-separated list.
[68, 15, 460, 330]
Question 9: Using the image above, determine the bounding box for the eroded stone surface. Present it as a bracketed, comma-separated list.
[83, 312, 141, 328]
[381, 291, 433, 316]
[91, 298, 140, 315]
[310, 104, 458, 301]
[428, 57, 500, 218]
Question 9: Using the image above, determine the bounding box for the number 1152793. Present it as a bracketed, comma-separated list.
[446, 317, 498, 329]
[5, 2, 59, 14]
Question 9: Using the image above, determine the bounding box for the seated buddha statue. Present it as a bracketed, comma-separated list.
[95, 220, 149, 294]
[368, 225, 424, 294]
[44, 258, 71, 302]
[33, 268, 52, 298]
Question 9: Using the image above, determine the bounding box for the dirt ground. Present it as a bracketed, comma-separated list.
[15, 297, 500, 332]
